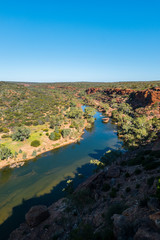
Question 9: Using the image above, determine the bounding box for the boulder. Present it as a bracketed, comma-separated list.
[25, 205, 50, 227]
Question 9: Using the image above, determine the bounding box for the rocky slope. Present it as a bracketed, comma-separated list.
[9, 140, 160, 240]
[86, 87, 160, 108]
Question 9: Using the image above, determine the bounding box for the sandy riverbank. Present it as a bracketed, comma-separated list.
[0, 127, 86, 170]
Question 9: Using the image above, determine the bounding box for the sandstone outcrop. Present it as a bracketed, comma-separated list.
[86, 87, 160, 108]
[129, 87, 160, 108]
[86, 87, 101, 94]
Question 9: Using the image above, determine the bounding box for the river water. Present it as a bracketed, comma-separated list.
[0, 107, 123, 239]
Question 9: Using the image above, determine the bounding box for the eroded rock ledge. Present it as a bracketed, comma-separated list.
[86, 87, 160, 108]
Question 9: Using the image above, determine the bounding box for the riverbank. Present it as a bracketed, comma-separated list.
[0, 124, 87, 170]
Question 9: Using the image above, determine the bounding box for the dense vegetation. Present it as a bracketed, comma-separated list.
[0, 80, 160, 162]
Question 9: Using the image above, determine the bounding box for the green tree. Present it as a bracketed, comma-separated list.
[84, 107, 96, 117]
[12, 127, 30, 141]
[61, 129, 71, 138]
[0, 145, 12, 160]
[67, 107, 83, 119]
[49, 131, 61, 140]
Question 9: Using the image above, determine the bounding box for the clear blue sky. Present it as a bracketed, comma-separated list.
[0, 0, 160, 82]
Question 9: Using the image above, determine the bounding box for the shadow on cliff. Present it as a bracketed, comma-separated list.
[0, 161, 96, 240]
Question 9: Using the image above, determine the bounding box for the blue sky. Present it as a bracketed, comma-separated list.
[0, 0, 160, 82]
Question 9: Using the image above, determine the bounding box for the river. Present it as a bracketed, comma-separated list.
[0, 107, 123, 239]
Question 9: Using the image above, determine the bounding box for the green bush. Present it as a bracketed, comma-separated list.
[23, 152, 27, 159]
[0, 128, 9, 133]
[31, 140, 40, 147]
[0, 145, 12, 160]
[61, 129, 71, 138]
[1, 134, 10, 138]
[12, 127, 30, 141]
[43, 129, 48, 132]
[49, 131, 61, 141]
[32, 150, 37, 156]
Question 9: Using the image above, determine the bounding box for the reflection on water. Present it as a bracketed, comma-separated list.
[0, 108, 123, 239]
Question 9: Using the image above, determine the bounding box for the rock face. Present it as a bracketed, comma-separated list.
[129, 87, 160, 108]
[25, 205, 50, 227]
[86, 87, 101, 94]
[103, 88, 135, 96]
[86, 87, 160, 108]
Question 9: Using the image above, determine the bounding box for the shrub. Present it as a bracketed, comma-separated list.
[23, 153, 27, 160]
[0, 145, 12, 160]
[1, 128, 9, 133]
[31, 140, 40, 147]
[12, 127, 30, 141]
[43, 129, 48, 132]
[61, 129, 71, 138]
[32, 150, 37, 156]
[1, 134, 10, 138]
[49, 132, 61, 141]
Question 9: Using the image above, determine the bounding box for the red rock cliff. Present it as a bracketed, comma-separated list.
[129, 87, 160, 108]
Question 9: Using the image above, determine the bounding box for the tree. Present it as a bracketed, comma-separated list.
[12, 127, 30, 141]
[49, 131, 61, 140]
[67, 107, 83, 119]
[61, 129, 71, 138]
[84, 107, 96, 117]
[0, 145, 12, 160]
[31, 140, 40, 147]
